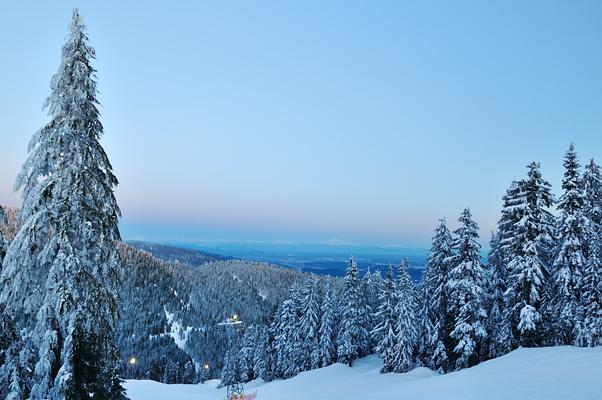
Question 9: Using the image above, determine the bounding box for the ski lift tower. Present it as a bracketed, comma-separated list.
[218, 313, 244, 400]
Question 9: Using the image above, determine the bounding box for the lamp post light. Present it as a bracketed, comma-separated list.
[201, 362, 211, 383]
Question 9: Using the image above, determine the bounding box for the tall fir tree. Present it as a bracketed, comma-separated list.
[486, 232, 507, 358]
[551, 144, 587, 345]
[446, 208, 488, 370]
[238, 326, 258, 383]
[298, 276, 322, 370]
[415, 275, 431, 366]
[421, 218, 454, 372]
[362, 269, 382, 349]
[576, 226, 602, 347]
[488, 180, 527, 356]
[504, 162, 555, 348]
[337, 258, 371, 367]
[372, 265, 398, 373]
[576, 159, 602, 346]
[219, 348, 241, 389]
[317, 283, 338, 368]
[272, 297, 301, 378]
[0, 9, 125, 399]
[583, 159, 602, 256]
[252, 326, 271, 382]
[392, 259, 418, 373]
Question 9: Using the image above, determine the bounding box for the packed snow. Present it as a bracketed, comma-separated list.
[125, 346, 602, 400]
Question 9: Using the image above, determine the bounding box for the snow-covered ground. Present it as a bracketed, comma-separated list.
[125, 346, 602, 400]
[163, 307, 193, 350]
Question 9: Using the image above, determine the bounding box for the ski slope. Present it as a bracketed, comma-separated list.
[125, 346, 602, 400]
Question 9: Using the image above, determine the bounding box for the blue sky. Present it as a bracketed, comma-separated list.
[1, 1, 602, 248]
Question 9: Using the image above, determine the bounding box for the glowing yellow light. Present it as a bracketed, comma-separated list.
[129, 357, 137, 365]
[204, 364, 210, 370]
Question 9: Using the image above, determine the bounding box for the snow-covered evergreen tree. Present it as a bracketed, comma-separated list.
[337, 258, 371, 367]
[317, 283, 338, 368]
[583, 159, 602, 255]
[392, 260, 417, 373]
[239, 326, 258, 382]
[219, 348, 240, 388]
[576, 227, 602, 347]
[299, 277, 322, 370]
[446, 208, 488, 370]
[421, 218, 453, 372]
[504, 162, 555, 348]
[372, 265, 397, 373]
[551, 144, 587, 345]
[486, 232, 507, 358]
[273, 298, 301, 378]
[252, 326, 270, 381]
[0, 9, 125, 399]
[577, 159, 602, 346]
[488, 180, 528, 356]
[362, 269, 381, 349]
[415, 277, 431, 366]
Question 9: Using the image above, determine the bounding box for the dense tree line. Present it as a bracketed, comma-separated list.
[115, 243, 310, 383]
[219, 144, 602, 384]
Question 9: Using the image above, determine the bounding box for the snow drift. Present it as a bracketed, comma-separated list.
[125, 346, 602, 400]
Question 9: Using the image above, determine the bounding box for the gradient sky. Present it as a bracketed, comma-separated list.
[1, 1, 602, 247]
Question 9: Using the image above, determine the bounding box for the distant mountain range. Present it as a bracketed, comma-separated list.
[126, 240, 232, 267]
[127, 240, 427, 281]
